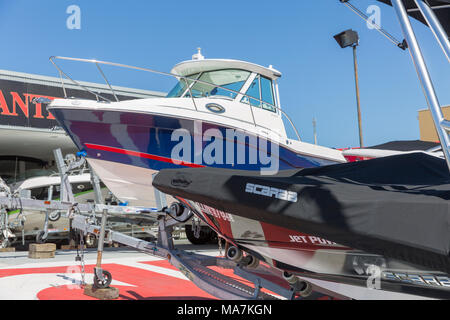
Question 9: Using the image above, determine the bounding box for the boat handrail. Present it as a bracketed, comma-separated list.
[49, 56, 302, 141]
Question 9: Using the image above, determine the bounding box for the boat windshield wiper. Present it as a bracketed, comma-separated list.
[340, 0, 408, 50]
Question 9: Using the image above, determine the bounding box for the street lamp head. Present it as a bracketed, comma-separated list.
[334, 29, 359, 48]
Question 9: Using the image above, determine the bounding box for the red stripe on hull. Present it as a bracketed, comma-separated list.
[85, 143, 205, 168]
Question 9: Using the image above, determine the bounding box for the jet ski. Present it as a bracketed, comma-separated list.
[153, 152, 450, 299]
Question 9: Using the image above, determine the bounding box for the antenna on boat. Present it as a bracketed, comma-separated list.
[192, 48, 205, 60]
[313, 117, 318, 145]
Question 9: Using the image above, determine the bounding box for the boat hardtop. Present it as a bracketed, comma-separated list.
[171, 58, 282, 81]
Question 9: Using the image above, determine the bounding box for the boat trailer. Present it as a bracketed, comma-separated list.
[69, 201, 335, 300]
[0, 173, 340, 300]
[0, 149, 342, 300]
[0, 148, 159, 248]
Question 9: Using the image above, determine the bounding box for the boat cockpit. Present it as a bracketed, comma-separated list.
[48, 52, 303, 143]
[168, 58, 281, 115]
[162, 56, 295, 140]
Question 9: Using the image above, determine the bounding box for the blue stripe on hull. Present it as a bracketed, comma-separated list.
[51, 108, 337, 172]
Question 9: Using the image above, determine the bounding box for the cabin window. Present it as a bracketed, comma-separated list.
[242, 75, 276, 112]
[166, 73, 200, 98]
[260, 76, 276, 112]
[241, 76, 261, 107]
[187, 69, 250, 99]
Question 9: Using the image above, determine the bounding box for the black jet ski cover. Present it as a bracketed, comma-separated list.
[153, 153, 450, 273]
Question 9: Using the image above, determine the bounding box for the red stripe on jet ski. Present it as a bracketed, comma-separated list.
[85, 143, 205, 168]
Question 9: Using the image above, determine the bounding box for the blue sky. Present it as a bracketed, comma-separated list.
[0, 0, 448, 148]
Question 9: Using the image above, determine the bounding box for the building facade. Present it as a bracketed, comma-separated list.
[418, 105, 450, 142]
[0, 69, 164, 184]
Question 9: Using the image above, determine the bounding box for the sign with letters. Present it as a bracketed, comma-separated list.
[0, 79, 138, 129]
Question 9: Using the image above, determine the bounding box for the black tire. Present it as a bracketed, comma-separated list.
[85, 234, 97, 248]
[169, 202, 184, 217]
[93, 270, 112, 289]
[36, 231, 47, 244]
[246, 255, 259, 268]
[297, 281, 313, 298]
[226, 246, 243, 262]
[185, 225, 215, 245]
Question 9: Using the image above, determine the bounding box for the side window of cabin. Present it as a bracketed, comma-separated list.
[260, 76, 276, 113]
[241, 76, 261, 107]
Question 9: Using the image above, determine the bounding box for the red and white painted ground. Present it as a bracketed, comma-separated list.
[0, 250, 335, 300]
[0, 254, 218, 300]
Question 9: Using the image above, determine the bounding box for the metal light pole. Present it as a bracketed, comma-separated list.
[352, 44, 364, 148]
[334, 29, 364, 148]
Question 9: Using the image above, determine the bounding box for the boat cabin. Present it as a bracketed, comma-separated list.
[167, 54, 289, 139]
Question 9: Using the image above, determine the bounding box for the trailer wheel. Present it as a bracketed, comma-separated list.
[48, 211, 61, 222]
[185, 225, 215, 245]
[85, 234, 97, 247]
[226, 246, 243, 263]
[297, 281, 313, 298]
[246, 255, 259, 269]
[36, 231, 47, 244]
[93, 270, 112, 289]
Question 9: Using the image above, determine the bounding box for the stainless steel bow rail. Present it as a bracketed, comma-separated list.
[49, 55, 302, 141]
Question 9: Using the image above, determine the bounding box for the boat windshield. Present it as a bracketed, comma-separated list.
[167, 69, 251, 99]
[166, 73, 200, 98]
